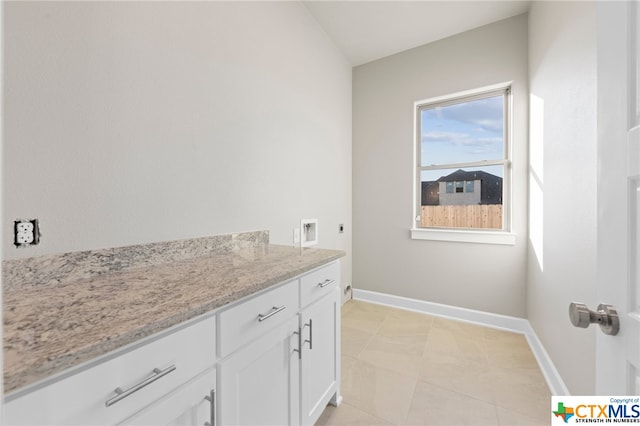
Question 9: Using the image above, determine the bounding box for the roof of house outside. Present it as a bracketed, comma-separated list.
[436, 169, 501, 183]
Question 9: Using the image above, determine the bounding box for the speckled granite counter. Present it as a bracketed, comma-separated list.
[2, 231, 344, 395]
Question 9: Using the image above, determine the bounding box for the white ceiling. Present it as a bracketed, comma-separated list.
[303, 1, 532, 66]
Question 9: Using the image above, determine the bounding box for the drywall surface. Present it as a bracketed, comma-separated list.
[352, 15, 528, 317]
[3, 2, 352, 292]
[527, 1, 597, 394]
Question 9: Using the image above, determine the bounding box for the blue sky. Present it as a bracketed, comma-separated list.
[420, 95, 504, 182]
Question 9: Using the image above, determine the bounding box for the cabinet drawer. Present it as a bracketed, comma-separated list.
[300, 262, 340, 308]
[117, 367, 215, 426]
[219, 280, 298, 358]
[4, 315, 216, 426]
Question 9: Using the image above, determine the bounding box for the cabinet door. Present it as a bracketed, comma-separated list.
[118, 368, 215, 426]
[219, 316, 300, 426]
[300, 288, 340, 426]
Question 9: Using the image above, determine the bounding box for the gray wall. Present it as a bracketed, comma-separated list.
[527, 1, 597, 394]
[3, 2, 352, 294]
[352, 15, 529, 317]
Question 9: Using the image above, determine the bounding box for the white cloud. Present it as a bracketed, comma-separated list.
[422, 131, 467, 142]
[422, 131, 501, 147]
[439, 96, 504, 134]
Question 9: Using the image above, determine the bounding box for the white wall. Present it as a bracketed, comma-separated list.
[352, 15, 529, 317]
[527, 1, 597, 395]
[3, 2, 352, 291]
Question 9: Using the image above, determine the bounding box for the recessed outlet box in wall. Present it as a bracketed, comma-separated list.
[300, 219, 318, 247]
[14, 219, 40, 247]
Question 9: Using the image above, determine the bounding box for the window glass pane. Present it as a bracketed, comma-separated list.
[466, 180, 474, 193]
[419, 165, 504, 229]
[420, 95, 504, 166]
[455, 181, 464, 193]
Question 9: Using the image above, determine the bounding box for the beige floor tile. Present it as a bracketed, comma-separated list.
[486, 342, 539, 370]
[325, 302, 551, 426]
[496, 407, 548, 426]
[342, 300, 357, 316]
[341, 355, 417, 426]
[484, 327, 527, 343]
[484, 330, 537, 370]
[419, 351, 494, 403]
[432, 317, 487, 342]
[343, 300, 394, 317]
[377, 309, 434, 338]
[425, 327, 487, 363]
[492, 379, 550, 422]
[357, 333, 428, 379]
[342, 325, 375, 358]
[487, 365, 549, 387]
[315, 402, 394, 426]
[341, 301, 391, 334]
[405, 381, 499, 426]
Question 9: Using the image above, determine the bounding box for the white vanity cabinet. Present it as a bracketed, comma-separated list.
[3, 260, 341, 426]
[299, 262, 341, 426]
[3, 316, 217, 426]
[218, 261, 341, 426]
[218, 279, 301, 426]
[219, 316, 301, 426]
[118, 367, 216, 426]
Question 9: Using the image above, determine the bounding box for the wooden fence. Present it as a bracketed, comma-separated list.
[421, 205, 503, 229]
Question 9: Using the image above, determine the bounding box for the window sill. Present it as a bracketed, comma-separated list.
[410, 228, 516, 245]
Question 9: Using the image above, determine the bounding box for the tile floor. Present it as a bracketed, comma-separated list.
[316, 300, 551, 426]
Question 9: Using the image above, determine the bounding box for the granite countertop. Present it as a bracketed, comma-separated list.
[3, 241, 344, 395]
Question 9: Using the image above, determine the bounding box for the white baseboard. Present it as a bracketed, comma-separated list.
[352, 288, 570, 396]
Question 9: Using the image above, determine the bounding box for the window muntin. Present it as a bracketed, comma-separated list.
[415, 86, 510, 232]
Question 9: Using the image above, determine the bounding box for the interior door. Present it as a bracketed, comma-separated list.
[596, 0, 640, 394]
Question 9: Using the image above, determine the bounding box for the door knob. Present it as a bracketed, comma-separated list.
[569, 302, 619, 336]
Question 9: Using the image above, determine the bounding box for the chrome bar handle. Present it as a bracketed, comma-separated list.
[204, 389, 215, 426]
[257, 305, 286, 322]
[293, 329, 302, 359]
[318, 279, 334, 288]
[105, 364, 176, 407]
[304, 319, 313, 350]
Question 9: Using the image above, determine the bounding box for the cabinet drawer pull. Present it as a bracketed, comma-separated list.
[105, 364, 176, 407]
[293, 329, 302, 359]
[318, 279, 334, 288]
[304, 319, 313, 350]
[205, 389, 215, 426]
[257, 305, 286, 322]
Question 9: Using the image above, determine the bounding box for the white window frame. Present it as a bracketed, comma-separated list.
[411, 82, 516, 245]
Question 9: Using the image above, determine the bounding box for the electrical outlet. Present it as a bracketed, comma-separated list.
[14, 219, 40, 247]
[339, 224, 344, 233]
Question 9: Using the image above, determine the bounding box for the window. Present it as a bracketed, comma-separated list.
[413, 84, 513, 244]
[465, 180, 474, 193]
